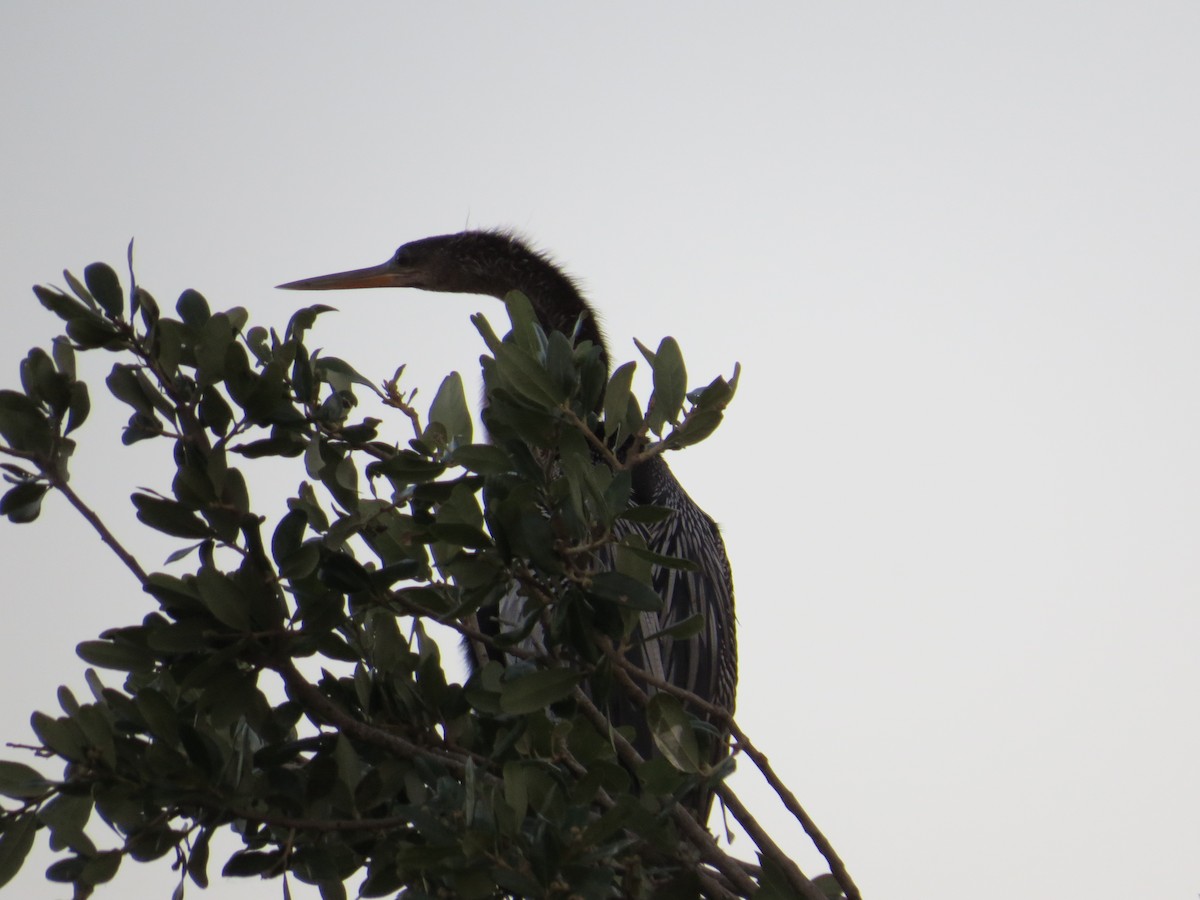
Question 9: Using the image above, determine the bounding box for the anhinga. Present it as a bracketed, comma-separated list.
[279, 230, 737, 802]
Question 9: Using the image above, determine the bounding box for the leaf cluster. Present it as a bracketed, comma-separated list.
[0, 253, 849, 900]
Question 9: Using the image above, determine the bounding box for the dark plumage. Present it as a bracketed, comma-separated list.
[280, 230, 737, 814]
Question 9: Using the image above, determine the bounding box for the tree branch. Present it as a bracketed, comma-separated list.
[273, 657, 489, 778]
[600, 640, 861, 900]
[571, 686, 760, 897]
[51, 476, 149, 585]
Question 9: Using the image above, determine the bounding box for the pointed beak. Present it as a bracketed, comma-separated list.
[277, 259, 415, 292]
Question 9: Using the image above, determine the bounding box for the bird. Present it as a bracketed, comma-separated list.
[279, 230, 736, 815]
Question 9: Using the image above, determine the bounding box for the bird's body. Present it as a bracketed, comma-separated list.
[280, 230, 736, 813]
[615, 454, 737, 747]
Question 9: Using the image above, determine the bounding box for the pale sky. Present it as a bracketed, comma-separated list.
[1, 4, 1197, 898]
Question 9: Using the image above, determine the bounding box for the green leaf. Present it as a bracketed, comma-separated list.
[75, 704, 118, 768]
[0, 390, 53, 456]
[131, 493, 213, 540]
[429, 522, 493, 550]
[470, 312, 503, 354]
[603, 361, 637, 440]
[231, 433, 306, 459]
[76, 639, 153, 673]
[195, 313, 235, 385]
[105, 365, 155, 417]
[20, 348, 71, 417]
[33, 285, 92, 323]
[50, 337, 75, 379]
[195, 565, 253, 630]
[691, 363, 741, 410]
[618, 504, 675, 525]
[271, 508, 307, 564]
[84, 263, 124, 319]
[499, 668, 582, 715]
[224, 305, 249, 333]
[143, 572, 203, 613]
[645, 692, 702, 774]
[62, 269, 98, 310]
[545, 331, 578, 401]
[0, 481, 49, 524]
[64, 382, 90, 435]
[186, 827, 211, 888]
[646, 336, 685, 435]
[493, 342, 565, 407]
[427, 372, 473, 446]
[134, 689, 180, 743]
[365, 451, 446, 485]
[81, 851, 121, 886]
[286, 304, 335, 343]
[502, 760, 529, 818]
[645, 612, 705, 642]
[447, 443, 512, 475]
[222, 849, 284, 877]
[175, 288, 210, 326]
[812, 873, 848, 899]
[602, 469, 632, 521]
[57, 687, 80, 717]
[66, 315, 123, 349]
[617, 540, 699, 572]
[317, 551, 372, 593]
[30, 712, 87, 760]
[45, 855, 86, 883]
[199, 386, 234, 436]
[664, 409, 724, 450]
[503, 290, 542, 353]
[37, 793, 92, 851]
[315, 356, 378, 393]
[368, 559, 422, 589]
[280, 543, 320, 580]
[0, 813, 37, 889]
[588, 571, 662, 612]
[134, 288, 160, 330]
[0, 761, 50, 799]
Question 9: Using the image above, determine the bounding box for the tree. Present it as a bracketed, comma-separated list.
[0, 250, 856, 899]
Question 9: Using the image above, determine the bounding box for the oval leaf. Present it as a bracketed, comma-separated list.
[0, 761, 50, 800]
[427, 372, 473, 446]
[131, 493, 213, 540]
[84, 263, 125, 319]
[645, 692, 702, 774]
[500, 668, 582, 715]
[0, 813, 37, 889]
[650, 336, 687, 431]
[588, 571, 662, 612]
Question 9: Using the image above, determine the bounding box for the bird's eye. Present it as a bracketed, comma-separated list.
[393, 248, 411, 266]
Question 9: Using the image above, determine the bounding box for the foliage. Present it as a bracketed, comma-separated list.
[0, 249, 854, 899]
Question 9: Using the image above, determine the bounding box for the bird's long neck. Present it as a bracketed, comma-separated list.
[457, 233, 608, 375]
[522, 282, 607, 377]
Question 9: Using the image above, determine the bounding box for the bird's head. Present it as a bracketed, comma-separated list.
[277, 231, 529, 299]
[278, 229, 605, 370]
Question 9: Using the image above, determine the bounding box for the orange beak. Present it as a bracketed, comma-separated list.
[277, 259, 415, 292]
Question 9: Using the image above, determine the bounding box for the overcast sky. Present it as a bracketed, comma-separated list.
[1, 4, 1197, 898]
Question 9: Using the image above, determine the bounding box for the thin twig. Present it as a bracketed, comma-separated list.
[561, 407, 624, 470]
[228, 807, 412, 833]
[715, 785, 823, 900]
[571, 687, 760, 897]
[600, 647, 821, 900]
[729, 733, 861, 900]
[273, 658, 490, 779]
[52, 477, 149, 585]
[601, 642, 860, 900]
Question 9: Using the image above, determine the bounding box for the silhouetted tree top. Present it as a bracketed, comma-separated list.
[0, 242, 855, 900]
